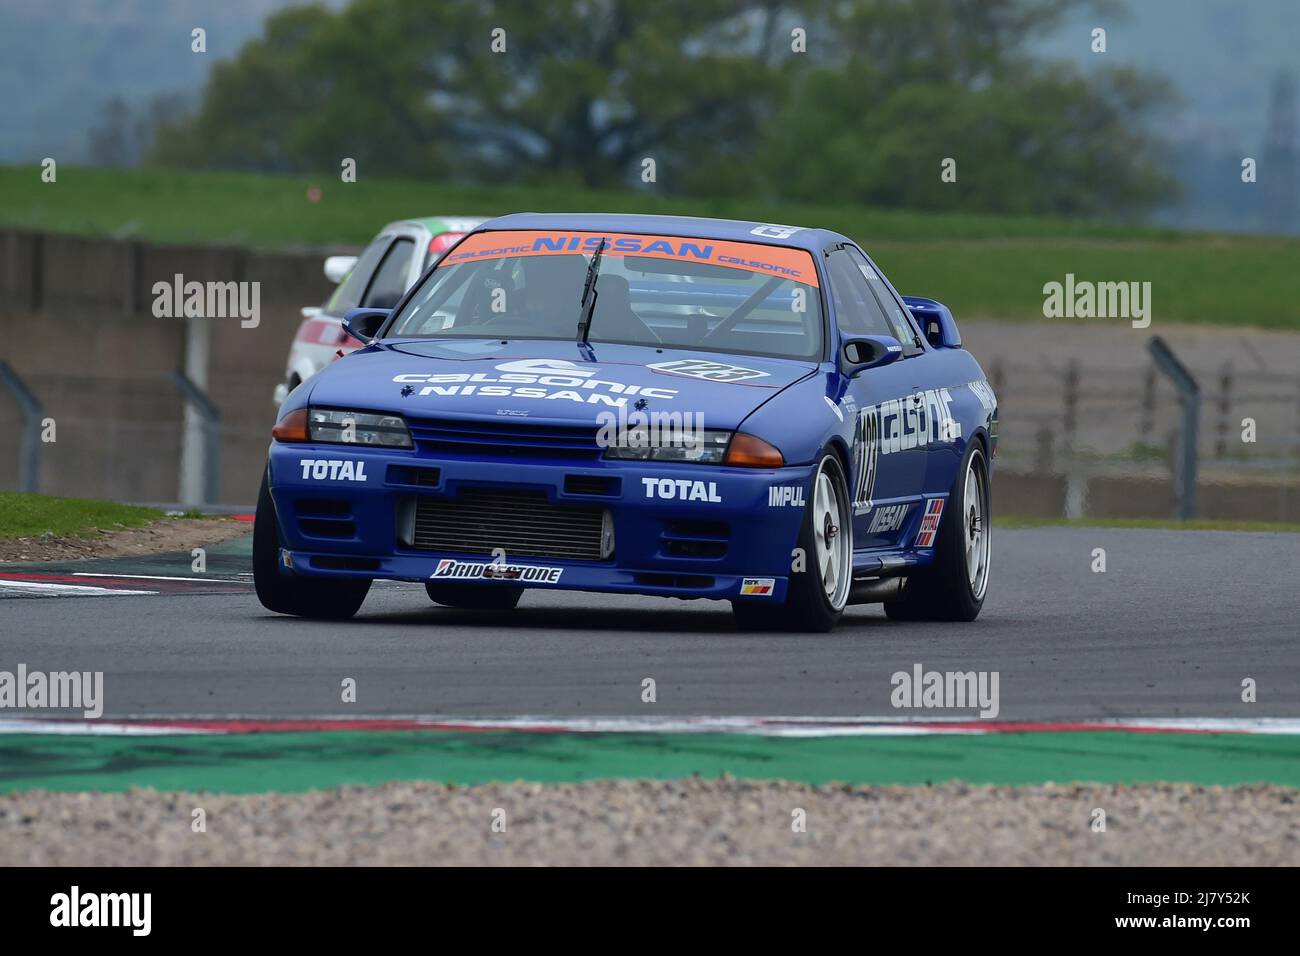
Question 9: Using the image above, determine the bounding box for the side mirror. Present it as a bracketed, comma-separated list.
[841, 335, 903, 375]
[324, 255, 358, 285]
[341, 307, 390, 345]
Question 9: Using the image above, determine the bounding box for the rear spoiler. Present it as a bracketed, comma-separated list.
[902, 296, 961, 349]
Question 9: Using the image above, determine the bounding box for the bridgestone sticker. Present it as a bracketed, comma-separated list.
[431, 559, 563, 584]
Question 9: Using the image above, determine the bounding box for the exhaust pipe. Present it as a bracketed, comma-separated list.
[848, 575, 906, 605]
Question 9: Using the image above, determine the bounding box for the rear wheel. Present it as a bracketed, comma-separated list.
[425, 583, 523, 609]
[731, 452, 852, 632]
[884, 440, 990, 622]
[253, 470, 371, 619]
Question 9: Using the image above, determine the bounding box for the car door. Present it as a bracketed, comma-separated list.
[358, 235, 417, 310]
[322, 235, 395, 320]
[823, 244, 927, 550]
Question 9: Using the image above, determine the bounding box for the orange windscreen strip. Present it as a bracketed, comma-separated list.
[441, 230, 820, 288]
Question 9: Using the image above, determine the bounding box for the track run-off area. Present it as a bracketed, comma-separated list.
[2, 526, 1298, 794]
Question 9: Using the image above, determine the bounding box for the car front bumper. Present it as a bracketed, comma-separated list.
[266, 441, 815, 603]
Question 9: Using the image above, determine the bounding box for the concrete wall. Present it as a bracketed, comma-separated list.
[1, 228, 1297, 518]
[0, 229, 334, 504]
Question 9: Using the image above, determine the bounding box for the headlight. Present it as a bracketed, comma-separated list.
[603, 428, 732, 464]
[308, 409, 413, 448]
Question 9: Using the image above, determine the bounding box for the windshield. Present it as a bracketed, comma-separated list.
[385, 230, 824, 361]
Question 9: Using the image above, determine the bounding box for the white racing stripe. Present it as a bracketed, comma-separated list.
[0, 719, 207, 735]
[72, 573, 246, 583]
[1, 714, 1299, 736]
[0, 580, 158, 596]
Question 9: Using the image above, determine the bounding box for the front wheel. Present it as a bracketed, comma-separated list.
[732, 451, 852, 632]
[253, 470, 371, 619]
[885, 440, 990, 622]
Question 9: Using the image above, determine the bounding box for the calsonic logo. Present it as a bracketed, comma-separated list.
[642, 477, 721, 502]
[740, 577, 775, 596]
[915, 498, 945, 548]
[647, 359, 770, 383]
[299, 458, 368, 481]
[867, 503, 910, 534]
[432, 559, 563, 584]
[853, 388, 960, 514]
[768, 485, 806, 507]
[393, 358, 678, 408]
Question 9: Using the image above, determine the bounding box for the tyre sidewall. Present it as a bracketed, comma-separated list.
[783, 450, 852, 630]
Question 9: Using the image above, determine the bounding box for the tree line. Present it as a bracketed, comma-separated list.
[148, 0, 1178, 217]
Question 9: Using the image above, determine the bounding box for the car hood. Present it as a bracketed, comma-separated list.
[305, 338, 817, 431]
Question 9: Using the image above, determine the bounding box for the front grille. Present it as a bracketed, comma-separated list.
[406, 416, 602, 461]
[411, 488, 606, 560]
[564, 474, 621, 497]
[387, 464, 441, 487]
[299, 517, 355, 538]
[660, 519, 729, 559]
[296, 499, 355, 538]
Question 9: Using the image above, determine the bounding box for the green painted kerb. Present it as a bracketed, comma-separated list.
[1, 730, 1297, 794]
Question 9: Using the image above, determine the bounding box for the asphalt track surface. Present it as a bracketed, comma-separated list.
[1, 527, 1297, 721]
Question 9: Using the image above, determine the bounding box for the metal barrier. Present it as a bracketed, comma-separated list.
[169, 368, 221, 506]
[1147, 336, 1200, 519]
[0, 361, 43, 493]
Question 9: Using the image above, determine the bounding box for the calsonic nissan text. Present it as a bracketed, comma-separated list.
[256, 213, 998, 630]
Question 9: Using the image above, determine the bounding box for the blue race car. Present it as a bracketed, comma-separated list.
[255, 214, 998, 631]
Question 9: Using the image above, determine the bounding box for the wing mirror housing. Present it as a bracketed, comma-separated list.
[341, 307, 390, 345]
[324, 255, 358, 284]
[841, 335, 903, 375]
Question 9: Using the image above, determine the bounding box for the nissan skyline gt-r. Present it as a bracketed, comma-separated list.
[272, 216, 487, 405]
[255, 213, 998, 631]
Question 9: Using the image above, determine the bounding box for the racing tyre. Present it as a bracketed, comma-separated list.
[732, 451, 852, 633]
[253, 471, 371, 619]
[425, 583, 523, 609]
[884, 440, 990, 622]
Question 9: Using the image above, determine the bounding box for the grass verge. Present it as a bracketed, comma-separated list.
[0, 492, 163, 541]
[2, 165, 1297, 329]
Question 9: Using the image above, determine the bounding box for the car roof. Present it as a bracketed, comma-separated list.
[390, 216, 489, 234]
[475, 212, 849, 253]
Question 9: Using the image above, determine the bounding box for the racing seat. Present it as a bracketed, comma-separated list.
[591, 273, 661, 345]
[521, 255, 590, 335]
